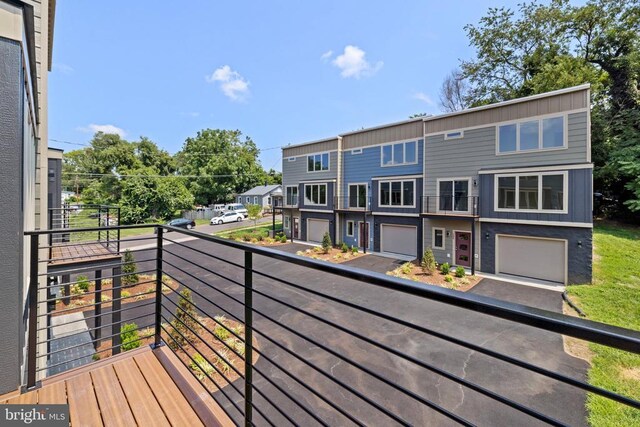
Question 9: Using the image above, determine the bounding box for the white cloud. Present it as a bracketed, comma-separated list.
[78, 124, 127, 137]
[320, 50, 333, 61]
[205, 65, 250, 101]
[413, 92, 435, 105]
[331, 45, 383, 79]
[53, 63, 74, 74]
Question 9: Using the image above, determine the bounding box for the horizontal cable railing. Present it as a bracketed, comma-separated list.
[48, 204, 121, 254]
[24, 224, 640, 426]
[423, 195, 479, 216]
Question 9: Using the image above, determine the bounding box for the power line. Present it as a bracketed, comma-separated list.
[61, 172, 238, 179]
[50, 138, 284, 153]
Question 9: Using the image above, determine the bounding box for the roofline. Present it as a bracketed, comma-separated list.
[339, 117, 424, 137]
[239, 185, 282, 196]
[48, 0, 56, 71]
[423, 84, 591, 123]
[282, 136, 338, 151]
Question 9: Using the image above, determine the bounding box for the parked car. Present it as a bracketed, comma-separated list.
[164, 218, 196, 231]
[224, 203, 248, 218]
[210, 211, 244, 225]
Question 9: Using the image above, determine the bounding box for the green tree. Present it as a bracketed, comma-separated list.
[122, 249, 138, 286]
[169, 289, 200, 347]
[246, 204, 262, 228]
[322, 232, 332, 254]
[421, 249, 437, 274]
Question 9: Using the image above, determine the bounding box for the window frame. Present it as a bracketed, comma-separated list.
[303, 183, 328, 206]
[444, 131, 464, 140]
[380, 140, 419, 167]
[378, 179, 416, 208]
[432, 227, 445, 250]
[307, 152, 330, 172]
[346, 220, 355, 237]
[436, 177, 472, 213]
[348, 183, 368, 209]
[351, 148, 363, 155]
[496, 113, 567, 155]
[494, 171, 568, 214]
[285, 186, 298, 206]
[287, 157, 296, 162]
[253, 196, 258, 205]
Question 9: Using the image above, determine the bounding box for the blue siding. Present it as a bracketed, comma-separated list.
[339, 213, 373, 248]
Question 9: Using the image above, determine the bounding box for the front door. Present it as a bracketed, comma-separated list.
[359, 222, 369, 250]
[293, 217, 299, 239]
[455, 231, 471, 267]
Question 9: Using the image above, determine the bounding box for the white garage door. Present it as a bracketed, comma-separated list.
[307, 219, 329, 243]
[497, 236, 566, 284]
[381, 225, 417, 258]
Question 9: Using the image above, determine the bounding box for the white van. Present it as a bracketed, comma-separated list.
[225, 203, 248, 218]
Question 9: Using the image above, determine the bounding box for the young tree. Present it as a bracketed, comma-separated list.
[246, 204, 262, 228]
[170, 289, 200, 346]
[421, 249, 437, 274]
[122, 249, 138, 286]
[321, 232, 332, 254]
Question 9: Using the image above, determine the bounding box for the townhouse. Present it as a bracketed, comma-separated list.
[282, 84, 593, 285]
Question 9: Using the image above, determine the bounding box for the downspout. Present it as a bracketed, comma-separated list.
[336, 136, 343, 245]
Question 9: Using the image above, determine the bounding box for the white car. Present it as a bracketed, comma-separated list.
[211, 211, 244, 225]
[224, 203, 248, 218]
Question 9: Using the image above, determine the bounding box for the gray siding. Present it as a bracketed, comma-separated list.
[479, 168, 592, 223]
[0, 37, 24, 394]
[47, 157, 62, 221]
[423, 219, 481, 268]
[343, 120, 423, 150]
[301, 211, 335, 243]
[373, 215, 422, 258]
[282, 151, 338, 188]
[480, 223, 592, 284]
[283, 138, 338, 158]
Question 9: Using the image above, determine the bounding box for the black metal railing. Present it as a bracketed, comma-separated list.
[48, 204, 121, 253]
[423, 195, 479, 216]
[23, 224, 640, 426]
[334, 196, 371, 211]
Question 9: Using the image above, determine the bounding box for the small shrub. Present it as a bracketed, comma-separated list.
[440, 262, 451, 275]
[121, 291, 131, 299]
[170, 289, 200, 346]
[250, 238, 258, 243]
[421, 249, 437, 274]
[341, 242, 349, 253]
[312, 246, 323, 253]
[92, 354, 101, 361]
[455, 266, 466, 278]
[214, 325, 230, 341]
[400, 262, 413, 275]
[190, 353, 214, 380]
[343, 253, 351, 260]
[322, 232, 332, 254]
[232, 325, 244, 336]
[255, 234, 264, 242]
[280, 235, 287, 243]
[101, 295, 111, 302]
[76, 275, 90, 292]
[351, 246, 359, 254]
[216, 350, 231, 374]
[120, 322, 141, 351]
[122, 249, 139, 287]
[459, 278, 470, 286]
[242, 234, 252, 242]
[296, 250, 304, 256]
[444, 275, 454, 283]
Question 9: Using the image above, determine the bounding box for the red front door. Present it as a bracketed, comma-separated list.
[293, 218, 299, 239]
[455, 231, 471, 267]
[359, 222, 369, 249]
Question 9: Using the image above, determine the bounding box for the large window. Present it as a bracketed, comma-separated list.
[498, 115, 565, 154]
[349, 184, 367, 209]
[381, 140, 417, 166]
[496, 172, 567, 212]
[379, 180, 414, 207]
[307, 153, 330, 172]
[304, 184, 327, 205]
[438, 179, 470, 212]
[286, 186, 298, 206]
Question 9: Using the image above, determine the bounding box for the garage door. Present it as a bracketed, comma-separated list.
[497, 236, 566, 283]
[307, 219, 329, 243]
[380, 225, 417, 258]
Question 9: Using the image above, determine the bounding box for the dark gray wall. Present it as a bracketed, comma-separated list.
[300, 211, 335, 243]
[373, 215, 422, 257]
[479, 168, 592, 223]
[298, 182, 335, 211]
[48, 157, 62, 222]
[0, 37, 24, 394]
[371, 178, 422, 214]
[480, 222, 593, 284]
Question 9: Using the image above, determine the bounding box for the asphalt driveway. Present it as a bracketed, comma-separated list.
[117, 237, 587, 426]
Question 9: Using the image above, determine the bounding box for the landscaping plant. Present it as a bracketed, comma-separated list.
[322, 231, 332, 254]
[122, 249, 139, 286]
[341, 242, 349, 253]
[246, 204, 262, 228]
[170, 289, 200, 346]
[455, 266, 466, 278]
[76, 275, 90, 293]
[120, 322, 141, 351]
[440, 262, 451, 275]
[421, 249, 437, 274]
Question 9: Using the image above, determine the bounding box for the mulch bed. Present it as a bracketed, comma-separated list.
[387, 262, 482, 291]
[295, 246, 366, 264]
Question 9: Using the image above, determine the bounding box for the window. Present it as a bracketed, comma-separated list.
[286, 186, 298, 206]
[237, 196, 241, 203]
[379, 180, 415, 207]
[432, 228, 445, 250]
[284, 216, 290, 229]
[349, 184, 367, 208]
[444, 131, 464, 140]
[351, 149, 363, 154]
[346, 221, 355, 237]
[287, 157, 296, 162]
[498, 115, 565, 153]
[438, 179, 470, 212]
[307, 153, 329, 172]
[246, 197, 250, 204]
[304, 184, 327, 205]
[267, 196, 272, 205]
[254, 196, 259, 205]
[381, 140, 418, 166]
[495, 172, 566, 212]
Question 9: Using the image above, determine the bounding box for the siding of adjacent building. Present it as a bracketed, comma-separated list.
[282, 151, 338, 188]
[342, 119, 423, 150]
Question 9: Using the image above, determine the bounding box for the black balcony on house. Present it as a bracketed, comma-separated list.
[422, 195, 480, 218]
[333, 196, 372, 213]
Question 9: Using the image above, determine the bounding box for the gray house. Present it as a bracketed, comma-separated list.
[237, 185, 283, 209]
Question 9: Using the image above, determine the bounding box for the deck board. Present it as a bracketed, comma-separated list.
[90, 366, 136, 427]
[66, 372, 103, 426]
[37, 381, 67, 404]
[50, 242, 120, 266]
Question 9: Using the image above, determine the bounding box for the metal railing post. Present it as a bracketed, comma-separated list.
[94, 269, 102, 342]
[244, 250, 253, 427]
[27, 234, 39, 389]
[117, 207, 121, 253]
[154, 227, 163, 347]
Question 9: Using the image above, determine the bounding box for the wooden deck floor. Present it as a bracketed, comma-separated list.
[50, 242, 121, 266]
[1, 346, 232, 427]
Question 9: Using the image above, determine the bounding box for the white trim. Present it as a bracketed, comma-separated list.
[380, 140, 419, 167]
[495, 113, 568, 156]
[478, 163, 592, 175]
[453, 229, 472, 268]
[303, 183, 328, 206]
[422, 84, 590, 124]
[378, 178, 417, 208]
[299, 208, 333, 213]
[495, 234, 568, 285]
[287, 157, 296, 162]
[351, 148, 363, 154]
[494, 171, 568, 214]
[344, 137, 424, 151]
[432, 227, 445, 250]
[371, 212, 420, 217]
[436, 177, 472, 213]
[341, 117, 423, 137]
[307, 152, 331, 173]
[371, 174, 422, 180]
[346, 220, 355, 237]
[380, 224, 418, 258]
[283, 136, 338, 149]
[253, 196, 258, 205]
[347, 182, 368, 210]
[444, 130, 464, 140]
[300, 179, 337, 183]
[587, 88, 592, 163]
[284, 185, 299, 207]
[479, 217, 593, 228]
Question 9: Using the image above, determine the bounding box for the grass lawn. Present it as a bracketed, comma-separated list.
[566, 222, 640, 426]
[215, 222, 282, 239]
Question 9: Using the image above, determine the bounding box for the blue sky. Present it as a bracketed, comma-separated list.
[49, 0, 524, 172]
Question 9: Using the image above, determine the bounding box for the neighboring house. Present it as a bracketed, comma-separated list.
[61, 190, 76, 203]
[282, 84, 593, 285]
[0, 0, 56, 394]
[237, 184, 283, 209]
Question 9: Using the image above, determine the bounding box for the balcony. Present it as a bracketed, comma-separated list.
[333, 196, 371, 213]
[422, 195, 480, 218]
[11, 225, 640, 425]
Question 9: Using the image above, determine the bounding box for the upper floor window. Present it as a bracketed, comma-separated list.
[379, 180, 414, 207]
[444, 131, 464, 140]
[308, 153, 329, 172]
[381, 140, 417, 167]
[349, 184, 367, 209]
[497, 115, 565, 154]
[304, 184, 327, 205]
[496, 172, 567, 212]
[286, 186, 298, 206]
[287, 157, 296, 162]
[438, 179, 470, 212]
